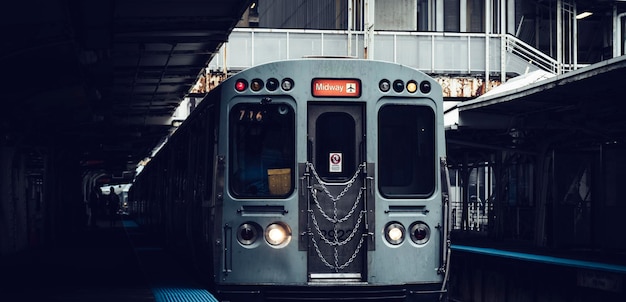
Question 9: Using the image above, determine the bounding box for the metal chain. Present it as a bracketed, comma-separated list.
[310, 233, 366, 272]
[310, 232, 338, 271]
[310, 209, 364, 246]
[311, 186, 364, 223]
[306, 162, 365, 202]
[306, 161, 367, 271]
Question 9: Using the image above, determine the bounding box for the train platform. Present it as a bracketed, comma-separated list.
[450, 231, 626, 269]
[448, 232, 626, 301]
[0, 218, 217, 302]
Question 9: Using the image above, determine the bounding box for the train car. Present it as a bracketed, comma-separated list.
[129, 58, 450, 301]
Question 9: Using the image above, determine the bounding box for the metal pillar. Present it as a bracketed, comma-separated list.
[364, 0, 375, 59]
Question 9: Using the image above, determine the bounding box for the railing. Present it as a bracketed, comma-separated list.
[208, 28, 568, 77]
[503, 34, 562, 74]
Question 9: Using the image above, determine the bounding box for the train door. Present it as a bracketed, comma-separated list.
[305, 102, 367, 282]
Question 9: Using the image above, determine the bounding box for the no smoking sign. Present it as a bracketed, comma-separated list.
[329, 152, 342, 173]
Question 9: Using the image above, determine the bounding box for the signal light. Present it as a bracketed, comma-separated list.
[235, 79, 248, 92]
[419, 81, 432, 94]
[266, 78, 279, 91]
[392, 80, 404, 92]
[379, 79, 391, 92]
[406, 80, 418, 93]
[250, 79, 264, 91]
[281, 78, 294, 91]
[409, 222, 430, 245]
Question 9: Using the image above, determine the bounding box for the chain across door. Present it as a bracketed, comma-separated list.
[305, 103, 367, 280]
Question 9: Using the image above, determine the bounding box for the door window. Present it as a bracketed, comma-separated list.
[314, 112, 356, 180]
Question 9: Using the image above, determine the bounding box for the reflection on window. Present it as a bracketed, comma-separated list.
[378, 105, 435, 197]
[315, 112, 356, 180]
[230, 103, 295, 198]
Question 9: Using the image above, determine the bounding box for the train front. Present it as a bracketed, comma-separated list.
[212, 59, 449, 302]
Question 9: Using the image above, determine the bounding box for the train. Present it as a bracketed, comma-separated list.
[129, 58, 450, 302]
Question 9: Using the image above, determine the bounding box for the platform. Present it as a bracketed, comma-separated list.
[0, 218, 216, 302]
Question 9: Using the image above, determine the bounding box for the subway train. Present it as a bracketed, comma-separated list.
[129, 58, 450, 301]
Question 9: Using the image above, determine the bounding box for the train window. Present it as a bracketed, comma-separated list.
[229, 103, 295, 198]
[315, 112, 356, 180]
[378, 105, 435, 197]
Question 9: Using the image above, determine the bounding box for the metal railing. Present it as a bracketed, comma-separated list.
[503, 34, 563, 74]
[208, 28, 567, 77]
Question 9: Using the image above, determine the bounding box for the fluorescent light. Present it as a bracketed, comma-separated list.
[576, 12, 593, 20]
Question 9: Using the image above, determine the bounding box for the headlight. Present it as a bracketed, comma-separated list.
[410, 222, 430, 245]
[237, 222, 261, 246]
[384, 222, 405, 245]
[265, 222, 291, 247]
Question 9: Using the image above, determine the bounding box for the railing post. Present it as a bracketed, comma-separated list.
[501, 0, 507, 82]
[250, 31, 255, 67]
[467, 36, 471, 74]
[556, 0, 562, 75]
[485, 0, 490, 92]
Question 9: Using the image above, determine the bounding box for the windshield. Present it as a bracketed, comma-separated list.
[229, 103, 295, 198]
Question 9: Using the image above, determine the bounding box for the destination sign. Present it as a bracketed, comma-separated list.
[311, 78, 361, 97]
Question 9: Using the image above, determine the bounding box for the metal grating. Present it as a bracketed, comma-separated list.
[153, 287, 219, 302]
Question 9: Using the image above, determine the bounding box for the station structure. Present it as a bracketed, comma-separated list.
[2, 1, 626, 301]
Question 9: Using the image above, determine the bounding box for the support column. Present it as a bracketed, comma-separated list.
[364, 0, 375, 59]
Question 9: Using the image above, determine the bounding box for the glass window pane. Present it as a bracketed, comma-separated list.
[378, 105, 435, 197]
[315, 112, 356, 180]
[444, 0, 460, 32]
[230, 103, 295, 198]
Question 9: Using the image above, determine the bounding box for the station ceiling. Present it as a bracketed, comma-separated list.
[446, 56, 626, 165]
[2, 0, 251, 184]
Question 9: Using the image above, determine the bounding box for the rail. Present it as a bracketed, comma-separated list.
[503, 34, 563, 74]
[208, 28, 570, 77]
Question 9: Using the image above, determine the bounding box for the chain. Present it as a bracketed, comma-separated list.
[306, 161, 367, 272]
[311, 186, 364, 224]
[310, 232, 366, 272]
[306, 162, 365, 202]
[310, 209, 364, 246]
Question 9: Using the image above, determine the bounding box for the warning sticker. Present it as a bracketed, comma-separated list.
[329, 153, 342, 173]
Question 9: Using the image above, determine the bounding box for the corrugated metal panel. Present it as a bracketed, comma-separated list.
[375, 0, 418, 30]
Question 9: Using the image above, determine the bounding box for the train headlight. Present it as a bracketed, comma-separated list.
[409, 222, 430, 245]
[265, 222, 291, 247]
[384, 222, 405, 245]
[237, 222, 261, 246]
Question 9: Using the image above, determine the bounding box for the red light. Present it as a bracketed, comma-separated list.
[235, 80, 247, 92]
[414, 228, 427, 240]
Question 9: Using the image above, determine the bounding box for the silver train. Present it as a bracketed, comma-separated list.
[129, 58, 450, 301]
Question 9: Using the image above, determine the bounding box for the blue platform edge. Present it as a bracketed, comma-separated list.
[451, 244, 626, 274]
[152, 287, 219, 302]
[122, 219, 219, 302]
